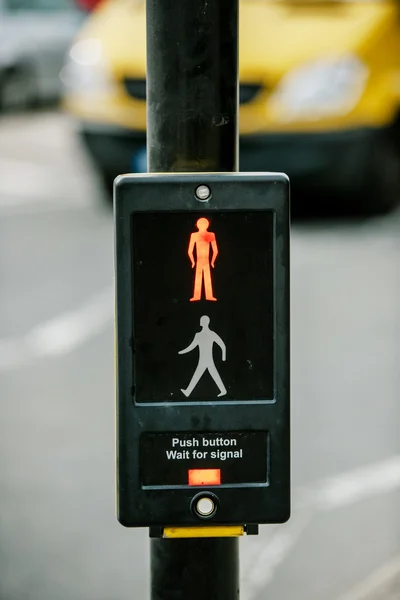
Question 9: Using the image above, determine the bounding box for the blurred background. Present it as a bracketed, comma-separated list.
[0, 0, 399, 598]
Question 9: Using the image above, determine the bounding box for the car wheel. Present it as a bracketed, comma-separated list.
[0, 66, 37, 112]
[361, 132, 400, 215]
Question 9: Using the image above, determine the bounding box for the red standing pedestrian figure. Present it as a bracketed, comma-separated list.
[188, 217, 218, 301]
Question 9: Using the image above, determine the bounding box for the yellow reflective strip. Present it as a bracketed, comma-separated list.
[163, 526, 244, 539]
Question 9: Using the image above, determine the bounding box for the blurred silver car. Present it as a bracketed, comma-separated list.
[0, 0, 83, 110]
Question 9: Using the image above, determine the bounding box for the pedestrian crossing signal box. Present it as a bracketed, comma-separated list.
[115, 173, 290, 529]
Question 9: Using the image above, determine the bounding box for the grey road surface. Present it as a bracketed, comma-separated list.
[0, 111, 399, 600]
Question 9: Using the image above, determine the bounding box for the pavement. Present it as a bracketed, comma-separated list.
[0, 109, 399, 600]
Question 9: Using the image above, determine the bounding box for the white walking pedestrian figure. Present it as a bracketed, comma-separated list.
[179, 315, 227, 398]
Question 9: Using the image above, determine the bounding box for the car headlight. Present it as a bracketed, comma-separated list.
[270, 54, 368, 121]
[60, 38, 115, 93]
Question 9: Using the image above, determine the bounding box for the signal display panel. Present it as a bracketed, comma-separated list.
[132, 211, 274, 403]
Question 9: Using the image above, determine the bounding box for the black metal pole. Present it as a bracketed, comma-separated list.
[146, 0, 239, 598]
[150, 536, 239, 600]
[147, 0, 238, 173]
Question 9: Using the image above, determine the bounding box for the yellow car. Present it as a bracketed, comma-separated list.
[62, 0, 400, 212]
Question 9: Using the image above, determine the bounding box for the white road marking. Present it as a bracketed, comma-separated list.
[0, 286, 113, 370]
[314, 455, 400, 511]
[0, 157, 95, 211]
[242, 456, 400, 600]
[0, 158, 60, 201]
[242, 509, 313, 600]
[0, 202, 92, 217]
[336, 555, 400, 600]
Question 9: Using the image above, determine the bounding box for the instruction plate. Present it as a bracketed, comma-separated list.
[141, 431, 269, 487]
